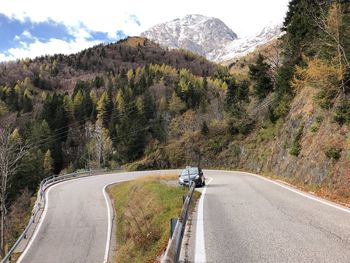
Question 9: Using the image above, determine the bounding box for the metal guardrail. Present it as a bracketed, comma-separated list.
[1, 168, 113, 263]
[161, 182, 196, 263]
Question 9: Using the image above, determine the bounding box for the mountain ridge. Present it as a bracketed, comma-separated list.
[141, 15, 282, 62]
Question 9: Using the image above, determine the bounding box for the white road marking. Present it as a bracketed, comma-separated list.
[102, 184, 113, 263]
[16, 175, 128, 263]
[17, 182, 57, 263]
[194, 177, 213, 263]
[240, 171, 350, 214]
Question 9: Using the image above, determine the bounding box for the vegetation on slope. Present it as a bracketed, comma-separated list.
[131, 0, 350, 205]
[0, 37, 225, 255]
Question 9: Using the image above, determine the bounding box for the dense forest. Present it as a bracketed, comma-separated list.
[1, 0, 350, 257]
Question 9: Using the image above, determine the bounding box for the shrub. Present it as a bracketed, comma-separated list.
[311, 115, 323, 132]
[313, 89, 337, 109]
[311, 122, 319, 133]
[290, 143, 302, 156]
[269, 95, 292, 122]
[289, 123, 304, 157]
[201, 121, 209, 136]
[325, 147, 342, 160]
[334, 100, 350, 125]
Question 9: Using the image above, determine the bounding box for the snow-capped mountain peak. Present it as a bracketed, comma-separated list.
[141, 14, 237, 60]
[141, 15, 282, 63]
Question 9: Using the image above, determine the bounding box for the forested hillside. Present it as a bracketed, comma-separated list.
[130, 0, 350, 204]
[0, 37, 224, 253]
[1, 0, 350, 256]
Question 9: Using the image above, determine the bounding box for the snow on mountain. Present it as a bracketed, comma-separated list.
[218, 22, 283, 62]
[141, 15, 282, 63]
[141, 14, 238, 60]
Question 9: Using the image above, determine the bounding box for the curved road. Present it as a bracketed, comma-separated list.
[18, 170, 350, 263]
[18, 171, 176, 263]
[185, 171, 350, 262]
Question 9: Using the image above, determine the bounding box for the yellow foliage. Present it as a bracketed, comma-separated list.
[168, 92, 185, 114]
[9, 128, 22, 144]
[291, 58, 342, 91]
[291, 65, 307, 90]
[0, 100, 7, 117]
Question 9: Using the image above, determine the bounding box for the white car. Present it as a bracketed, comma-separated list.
[178, 166, 205, 187]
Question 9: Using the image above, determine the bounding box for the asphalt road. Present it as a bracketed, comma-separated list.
[17, 170, 177, 263]
[184, 170, 350, 262]
[17, 170, 350, 263]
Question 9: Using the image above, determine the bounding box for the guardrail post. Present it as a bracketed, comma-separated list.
[170, 218, 178, 238]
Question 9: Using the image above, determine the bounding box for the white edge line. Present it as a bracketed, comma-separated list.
[194, 177, 213, 263]
[16, 174, 128, 263]
[241, 171, 350, 214]
[102, 179, 130, 263]
[102, 184, 112, 263]
[17, 182, 57, 262]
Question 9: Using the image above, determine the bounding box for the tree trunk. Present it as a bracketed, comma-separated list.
[0, 203, 4, 258]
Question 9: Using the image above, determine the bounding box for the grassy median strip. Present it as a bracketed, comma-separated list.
[108, 175, 200, 263]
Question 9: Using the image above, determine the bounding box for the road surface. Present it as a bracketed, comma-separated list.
[184, 170, 350, 262]
[17, 170, 177, 263]
[17, 170, 350, 263]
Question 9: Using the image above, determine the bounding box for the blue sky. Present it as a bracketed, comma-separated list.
[0, 0, 290, 62]
[0, 12, 129, 61]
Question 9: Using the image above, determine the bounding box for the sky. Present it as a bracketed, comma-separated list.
[0, 0, 290, 62]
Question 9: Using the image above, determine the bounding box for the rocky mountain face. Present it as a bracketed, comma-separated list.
[141, 14, 238, 61]
[219, 23, 282, 62]
[141, 15, 282, 62]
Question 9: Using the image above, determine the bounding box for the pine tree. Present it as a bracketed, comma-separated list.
[282, 0, 327, 60]
[43, 149, 54, 176]
[22, 93, 33, 113]
[249, 54, 274, 99]
[224, 77, 238, 111]
[73, 90, 84, 120]
[201, 121, 209, 136]
[5, 87, 19, 112]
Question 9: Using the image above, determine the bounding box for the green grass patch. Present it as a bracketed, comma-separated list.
[108, 176, 199, 263]
[289, 122, 305, 157]
[325, 147, 342, 160]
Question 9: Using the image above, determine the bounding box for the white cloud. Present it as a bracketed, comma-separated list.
[0, 53, 15, 62]
[0, 0, 291, 61]
[1, 33, 102, 62]
[22, 30, 32, 38]
[0, 0, 290, 37]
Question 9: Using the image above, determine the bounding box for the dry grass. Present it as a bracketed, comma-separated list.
[136, 173, 179, 182]
[262, 171, 350, 208]
[108, 175, 197, 263]
[123, 37, 146, 47]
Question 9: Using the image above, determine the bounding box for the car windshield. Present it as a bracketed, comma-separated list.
[181, 167, 199, 176]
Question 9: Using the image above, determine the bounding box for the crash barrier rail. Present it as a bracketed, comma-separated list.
[1, 168, 117, 263]
[161, 182, 196, 263]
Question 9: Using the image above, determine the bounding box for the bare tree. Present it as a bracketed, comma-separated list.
[0, 125, 28, 257]
[265, 40, 283, 71]
[313, 2, 350, 96]
[85, 121, 113, 169]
